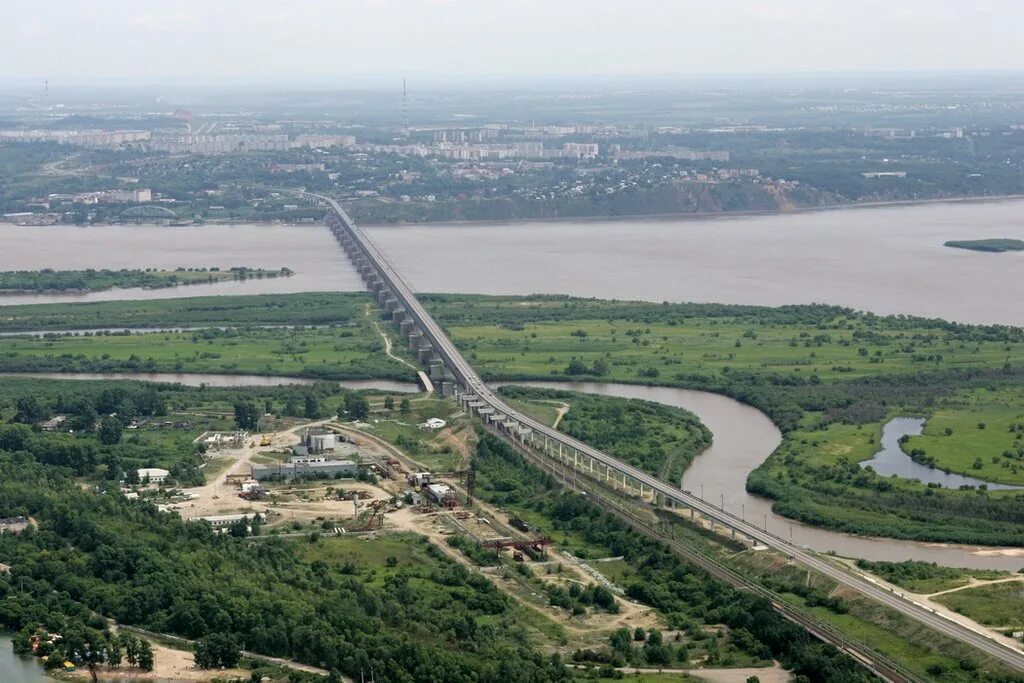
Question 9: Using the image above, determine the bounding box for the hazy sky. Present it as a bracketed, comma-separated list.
[4, 0, 1023, 83]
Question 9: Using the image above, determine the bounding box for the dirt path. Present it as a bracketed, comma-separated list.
[367, 304, 418, 371]
[551, 402, 570, 429]
[841, 559, 1024, 653]
[926, 576, 1024, 597]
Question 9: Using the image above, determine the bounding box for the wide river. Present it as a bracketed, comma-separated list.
[2, 199, 1024, 325]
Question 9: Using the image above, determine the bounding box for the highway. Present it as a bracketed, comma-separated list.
[303, 191, 1024, 674]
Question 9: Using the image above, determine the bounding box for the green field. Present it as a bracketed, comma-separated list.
[903, 387, 1024, 484]
[934, 582, 1024, 628]
[853, 560, 1011, 594]
[442, 313, 1024, 383]
[0, 291, 372, 332]
[0, 324, 413, 380]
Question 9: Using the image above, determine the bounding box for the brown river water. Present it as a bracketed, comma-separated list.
[1, 199, 1023, 325]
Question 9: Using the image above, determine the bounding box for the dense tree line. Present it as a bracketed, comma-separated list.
[500, 386, 711, 483]
[0, 453, 571, 682]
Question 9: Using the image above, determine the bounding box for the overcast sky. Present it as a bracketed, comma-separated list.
[4, 0, 1023, 83]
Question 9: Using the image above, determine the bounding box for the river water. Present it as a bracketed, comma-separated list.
[506, 381, 1024, 571]
[0, 637, 47, 683]
[0, 222, 363, 305]
[367, 199, 1024, 326]
[0, 372, 420, 393]
[860, 417, 1022, 491]
[2, 200, 1024, 325]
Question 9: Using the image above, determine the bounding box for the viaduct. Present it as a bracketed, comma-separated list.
[300, 191, 1024, 678]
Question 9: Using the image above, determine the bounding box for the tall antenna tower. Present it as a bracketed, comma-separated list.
[402, 78, 409, 138]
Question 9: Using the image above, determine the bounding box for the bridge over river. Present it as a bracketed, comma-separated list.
[300, 191, 1024, 679]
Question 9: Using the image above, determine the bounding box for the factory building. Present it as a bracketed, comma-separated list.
[250, 458, 359, 481]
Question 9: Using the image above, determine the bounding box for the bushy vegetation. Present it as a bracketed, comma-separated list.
[500, 385, 711, 482]
[0, 460, 570, 681]
[0, 376, 377, 484]
[854, 560, 1010, 594]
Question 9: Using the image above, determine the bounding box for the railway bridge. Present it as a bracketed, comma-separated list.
[299, 191, 1024, 677]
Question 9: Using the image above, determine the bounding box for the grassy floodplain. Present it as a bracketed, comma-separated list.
[421, 294, 1024, 545]
[0, 293, 412, 381]
[3, 291, 1024, 544]
[933, 582, 1024, 630]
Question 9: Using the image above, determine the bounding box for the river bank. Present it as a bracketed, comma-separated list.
[359, 192, 1024, 228]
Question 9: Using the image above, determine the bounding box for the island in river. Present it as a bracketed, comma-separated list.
[0, 267, 292, 294]
[944, 238, 1024, 253]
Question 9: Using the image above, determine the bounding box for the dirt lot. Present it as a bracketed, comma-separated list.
[69, 638, 246, 681]
[170, 419, 397, 529]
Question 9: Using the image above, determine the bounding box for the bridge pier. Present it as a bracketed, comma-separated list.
[399, 319, 415, 337]
[418, 346, 435, 364]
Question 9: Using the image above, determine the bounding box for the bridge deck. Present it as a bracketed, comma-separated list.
[302, 190, 1024, 674]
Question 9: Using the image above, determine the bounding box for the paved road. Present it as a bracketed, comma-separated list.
[305, 191, 1024, 673]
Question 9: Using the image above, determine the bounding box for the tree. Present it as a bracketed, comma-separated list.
[384, 396, 395, 411]
[105, 636, 123, 668]
[233, 401, 259, 430]
[137, 640, 154, 672]
[15, 394, 46, 424]
[98, 416, 123, 445]
[399, 397, 412, 415]
[123, 634, 140, 666]
[304, 393, 320, 419]
[283, 395, 302, 416]
[194, 633, 240, 669]
[565, 359, 589, 375]
[344, 393, 370, 420]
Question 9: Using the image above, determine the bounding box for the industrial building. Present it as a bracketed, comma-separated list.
[424, 483, 454, 505]
[137, 467, 169, 484]
[250, 457, 359, 481]
[292, 427, 358, 457]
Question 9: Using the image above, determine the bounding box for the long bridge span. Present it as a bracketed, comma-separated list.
[300, 191, 1024, 677]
